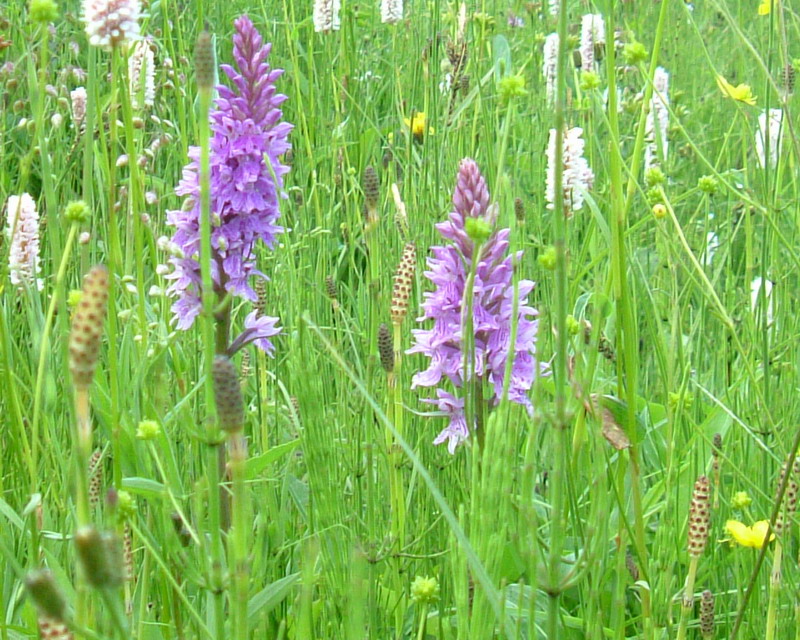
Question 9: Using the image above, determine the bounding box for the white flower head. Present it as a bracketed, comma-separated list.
[4, 194, 43, 291]
[83, 0, 141, 49]
[644, 66, 670, 173]
[543, 33, 559, 106]
[755, 108, 783, 169]
[546, 127, 595, 215]
[381, 0, 403, 24]
[580, 14, 605, 73]
[313, 0, 341, 33]
[128, 39, 155, 109]
[703, 231, 719, 268]
[71, 86, 87, 127]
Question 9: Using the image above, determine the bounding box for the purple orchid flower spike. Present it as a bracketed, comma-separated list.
[164, 15, 292, 355]
[408, 159, 546, 453]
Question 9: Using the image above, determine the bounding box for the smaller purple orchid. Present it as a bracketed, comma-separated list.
[408, 159, 545, 453]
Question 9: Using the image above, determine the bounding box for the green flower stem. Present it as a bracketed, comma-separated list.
[676, 555, 699, 640]
[390, 322, 406, 550]
[546, 0, 571, 636]
[106, 50, 124, 491]
[118, 55, 148, 350]
[415, 603, 429, 640]
[197, 64, 226, 640]
[766, 541, 783, 640]
[461, 236, 484, 444]
[32, 17, 61, 285]
[229, 431, 250, 640]
[30, 223, 79, 489]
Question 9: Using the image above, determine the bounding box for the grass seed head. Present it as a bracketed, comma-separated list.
[68, 265, 109, 391]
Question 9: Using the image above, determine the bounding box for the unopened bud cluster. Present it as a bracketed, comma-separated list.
[390, 243, 416, 326]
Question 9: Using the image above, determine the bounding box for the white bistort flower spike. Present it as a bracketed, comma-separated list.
[313, 0, 341, 33]
[580, 14, 605, 72]
[543, 33, 559, 107]
[129, 40, 155, 109]
[83, 0, 140, 49]
[381, 0, 403, 24]
[546, 127, 594, 215]
[755, 108, 783, 169]
[5, 194, 43, 291]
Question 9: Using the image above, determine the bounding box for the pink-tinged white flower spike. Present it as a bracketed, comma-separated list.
[644, 66, 670, 173]
[580, 14, 605, 72]
[313, 0, 341, 32]
[546, 127, 594, 215]
[82, 0, 140, 49]
[755, 108, 783, 169]
[71, 87, 87, 127]
[4, 194, 43, 291]
[543, 33, 559, 106]
[128, 40, 155, 109]
[381, 0, 403, 24]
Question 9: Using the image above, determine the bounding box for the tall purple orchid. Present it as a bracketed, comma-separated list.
[407, 159, 544, 453]
[164, 15, 292, 355]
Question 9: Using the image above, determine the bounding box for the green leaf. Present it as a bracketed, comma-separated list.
[0, 498, 24, 531]
[246, 440, 299, 479]
[121, 477, 167, 499]
[247, 572, 300, 619]
[492, 35, 512, 83]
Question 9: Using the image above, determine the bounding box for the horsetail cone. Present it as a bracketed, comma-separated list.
[75, 526, 125, 589]
[699, 589, 714, 639]
[391, 243, 416, 326]
[69, 265, 109, 391]
[213, 355, 244, 433]
[688, 475, 711, 557]
[378, 322, 394, 373]
[363, 166, 380, 213]
[37, 618, 73, 640]
[194, 31, 215, 91]
[774, 456, 799, 535]
[24, 570, 67, 622]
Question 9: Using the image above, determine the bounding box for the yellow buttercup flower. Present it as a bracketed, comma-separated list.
[725, 519, 775, 548]
[758, 0, 774, 15]
[716, 75, 757, 105]
[403, 112, 434, 140]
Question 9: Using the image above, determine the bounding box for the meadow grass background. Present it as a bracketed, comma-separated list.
[1, 0, 799, 638]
